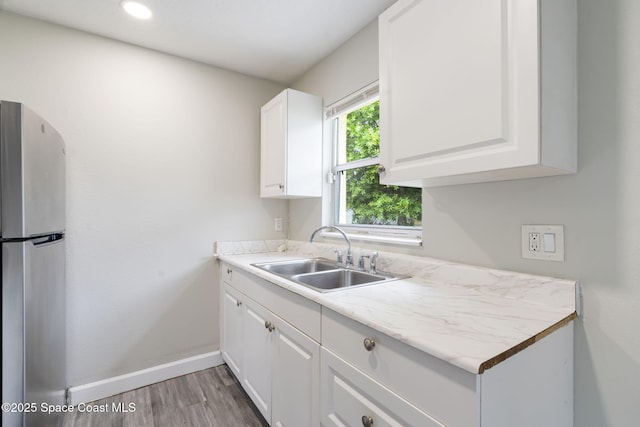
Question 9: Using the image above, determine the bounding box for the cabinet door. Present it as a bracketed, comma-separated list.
[379, 0, 540, 186]
[242, 298, 274, 422]
[221, 283, 244, 379]
[271, 316, 320, 427]
[321, 348, 443, 427]
[261, 91, 287, 197]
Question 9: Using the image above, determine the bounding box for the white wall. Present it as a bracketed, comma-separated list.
[0, 12, 286, 386]
[292, 1, 640, 425]
[290, 21, 381, 241]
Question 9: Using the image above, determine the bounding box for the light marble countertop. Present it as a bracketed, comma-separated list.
[215, 240, 577, 374]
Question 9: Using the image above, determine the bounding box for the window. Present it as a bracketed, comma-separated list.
[328, 84, 422, 245]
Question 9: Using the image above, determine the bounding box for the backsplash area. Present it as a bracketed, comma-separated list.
[215, 239, 576, 313]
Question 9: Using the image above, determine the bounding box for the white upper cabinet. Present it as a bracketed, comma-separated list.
[260, 88, 323, 198]
[378, 0, 577, 187]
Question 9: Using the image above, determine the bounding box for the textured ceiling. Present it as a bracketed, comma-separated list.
[0, 0, 396, 84]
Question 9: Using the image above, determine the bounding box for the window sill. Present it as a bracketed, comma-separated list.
[320, 230, 422, 247]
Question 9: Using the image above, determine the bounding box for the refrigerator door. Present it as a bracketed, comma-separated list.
[2, 241, 25, 427]
[25, 237, 66, 427]
[2, 237, 66, 427]
[1, 101, 65, 238]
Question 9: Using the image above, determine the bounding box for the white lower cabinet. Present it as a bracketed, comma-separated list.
[322, 308, 574, 427]
[221, 265, 573, 427]
[271, 313, 320, 427]
[321, 348, 442, 427]
[241, 297, 321, 426]
[221, 283, 244, 379]
[220, 264, 320, 426]
[322, 308, 475, 426]
[242, 298, 273, 421]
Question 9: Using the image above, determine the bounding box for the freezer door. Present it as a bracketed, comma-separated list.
[2, 237, 66, 427]
[1, 101, 65, 238]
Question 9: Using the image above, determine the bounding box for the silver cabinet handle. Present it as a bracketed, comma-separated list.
[264, 321, 275, 332]
[362, 415, 374, 426]
[363, 337, 376, 351]
[377, 165, 386, 174]
[227, 268, 232, 274]
[278, 184, 284, 190]
[236, 301, 242, 307]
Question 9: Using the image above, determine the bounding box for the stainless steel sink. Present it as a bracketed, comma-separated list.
[251, 258, 404, 292]
[291, 269, 387, 291]
[252, 258, 338, 276]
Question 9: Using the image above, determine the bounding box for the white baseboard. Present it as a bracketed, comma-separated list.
[68, 351, 224, 404]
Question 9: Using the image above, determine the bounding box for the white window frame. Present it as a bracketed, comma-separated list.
[325, 82, 422, 246]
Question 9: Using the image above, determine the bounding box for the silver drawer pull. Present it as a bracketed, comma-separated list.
[236, 301, 242, 307]
[363, 337, 376, 351]
[362, 415, 374, 426]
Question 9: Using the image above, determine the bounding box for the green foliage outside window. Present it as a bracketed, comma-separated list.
[343, 101, 422, 226]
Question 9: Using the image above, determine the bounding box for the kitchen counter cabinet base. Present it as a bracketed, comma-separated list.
[479, 321, 574, 427]
[221, 283, 244, 379]
[242, 297, 273, 421]
[322, 307, 476, 426]
[220, 263, 321, 426]
[323, 308, 573, 427]
[231, 266, 321, 342]
[219, 255, 574, 427]
[271, 312, 320, 427]
[321, 347, 443, 427]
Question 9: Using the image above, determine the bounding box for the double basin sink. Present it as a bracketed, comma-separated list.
[251, 258, 403, 292]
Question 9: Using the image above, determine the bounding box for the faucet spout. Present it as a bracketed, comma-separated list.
[309, 225, 352, 267]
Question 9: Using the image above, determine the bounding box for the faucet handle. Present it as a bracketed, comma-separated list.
[358, 254, 370, 270]
[363, 252, 378, 274]
[333, 249, 343, 264]
[370, 252, 379, 273]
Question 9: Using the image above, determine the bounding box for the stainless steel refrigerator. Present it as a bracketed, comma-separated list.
[1, 101, 67, 427]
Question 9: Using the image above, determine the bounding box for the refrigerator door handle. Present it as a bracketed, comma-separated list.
[0, 233, 64, 245]
[32, 233, 64, 246]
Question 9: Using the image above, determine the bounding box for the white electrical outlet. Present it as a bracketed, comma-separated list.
[522, 225, 564, 261]
[529, 232, 541, 252]
[274, 217, 284, 232]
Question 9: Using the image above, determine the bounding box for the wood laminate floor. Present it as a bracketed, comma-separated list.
[63, 365, 269, 427]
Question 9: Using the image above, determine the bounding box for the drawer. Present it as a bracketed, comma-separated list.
[221, 262, 233, 284]
[223, 264, 321, 342]
[321, 347, 443, 427]
[322, 308, 477, 427]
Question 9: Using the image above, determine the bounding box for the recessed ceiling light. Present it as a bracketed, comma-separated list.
[120, 1, 153, 20]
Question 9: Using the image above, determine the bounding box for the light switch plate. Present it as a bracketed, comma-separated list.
[522, 225, 564, 261]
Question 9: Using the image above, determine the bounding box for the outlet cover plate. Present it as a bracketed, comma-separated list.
[522, 225, 564, 261]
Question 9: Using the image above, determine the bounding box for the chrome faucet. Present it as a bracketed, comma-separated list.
[309, 225, 353, 268]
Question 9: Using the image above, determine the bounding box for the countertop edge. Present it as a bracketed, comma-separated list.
[477, 312, 577, 374]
